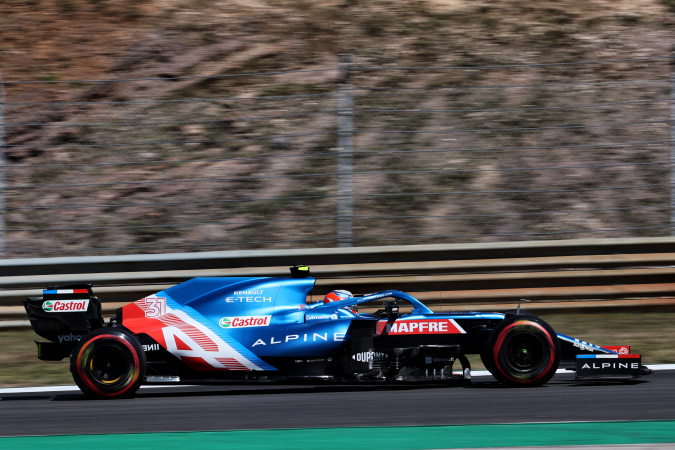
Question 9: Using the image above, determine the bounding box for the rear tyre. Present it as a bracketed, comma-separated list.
[70, 327, 146, 399]
[481, 315, 560, 387]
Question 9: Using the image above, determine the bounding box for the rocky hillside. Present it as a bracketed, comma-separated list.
[1, 0, 674, 257]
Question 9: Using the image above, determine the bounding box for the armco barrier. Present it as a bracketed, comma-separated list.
[2, 236, 675, 326]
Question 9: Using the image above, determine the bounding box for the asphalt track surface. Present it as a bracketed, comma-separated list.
[0, 370, 674, 438]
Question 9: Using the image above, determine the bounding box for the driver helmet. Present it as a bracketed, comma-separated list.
[323, 289, 353, 304]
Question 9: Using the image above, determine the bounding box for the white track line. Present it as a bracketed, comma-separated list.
[1, 364, 673, 395]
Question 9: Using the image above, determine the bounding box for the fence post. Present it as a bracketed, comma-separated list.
[671, 48, 675, 236]
[337, 54, 354, 247]
[0, 69, 5, 258]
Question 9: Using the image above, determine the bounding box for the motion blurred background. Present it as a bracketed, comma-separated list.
[1, 0, 674, 258]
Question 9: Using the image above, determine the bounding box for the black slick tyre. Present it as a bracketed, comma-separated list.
[70, 327, 146, 399]
[481, 315, 560, 387]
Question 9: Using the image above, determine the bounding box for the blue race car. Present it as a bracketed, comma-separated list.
[24, 266, 651, 398]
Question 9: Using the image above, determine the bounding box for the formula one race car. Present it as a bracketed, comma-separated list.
[24, 266, 652, 398]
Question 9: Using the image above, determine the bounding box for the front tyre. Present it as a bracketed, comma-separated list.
[70, 327, 146, 399]
[482, 315, 560, 387]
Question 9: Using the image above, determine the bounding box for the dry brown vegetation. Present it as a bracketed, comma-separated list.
[1, 0, 675, 256]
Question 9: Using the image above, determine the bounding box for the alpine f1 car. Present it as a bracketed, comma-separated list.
[24, 266, 652, 398]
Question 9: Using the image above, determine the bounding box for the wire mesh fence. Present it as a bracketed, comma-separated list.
[0, 54, 672, 257]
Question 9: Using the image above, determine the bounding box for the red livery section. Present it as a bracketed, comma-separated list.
[602, 345, 630, 355]
[121, 301, 169, 348]
[121, 297, 268, 372]
[376, 319, 466, 336]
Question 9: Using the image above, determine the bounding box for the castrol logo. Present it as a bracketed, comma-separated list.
[219, 315, 271, 328]
[42, 299, 89, 313]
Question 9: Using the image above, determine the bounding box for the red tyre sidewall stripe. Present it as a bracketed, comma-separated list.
[76, 334, 140, 397]
[492, 320, 556, 384]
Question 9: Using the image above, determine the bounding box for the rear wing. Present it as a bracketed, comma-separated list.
[23, 285, 103, 360]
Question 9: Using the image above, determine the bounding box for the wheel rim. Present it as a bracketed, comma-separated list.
[89, 346, 128, 385]
[505, 332, 546, 373]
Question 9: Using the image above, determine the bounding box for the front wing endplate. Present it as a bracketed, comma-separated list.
[575, 354, 642, 380]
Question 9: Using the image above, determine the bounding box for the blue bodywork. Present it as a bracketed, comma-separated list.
[23, 272, 652, 398]
[120, 276, 511, 378]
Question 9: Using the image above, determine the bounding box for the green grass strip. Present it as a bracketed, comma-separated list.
[1, 421, 674, 449]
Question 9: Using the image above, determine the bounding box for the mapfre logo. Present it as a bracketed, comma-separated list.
[219, 315, 271, 328]
[42, 299, 89, 313]
[376, 319, 466, 335]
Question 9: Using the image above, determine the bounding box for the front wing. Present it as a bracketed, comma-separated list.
[557, 333, 650, 380]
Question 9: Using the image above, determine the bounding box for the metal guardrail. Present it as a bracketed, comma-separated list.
[2, 236, 675, 326]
